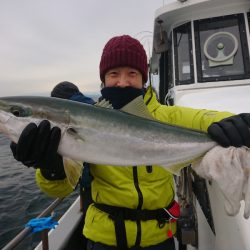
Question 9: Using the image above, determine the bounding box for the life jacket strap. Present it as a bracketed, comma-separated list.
[94, 200, 180, 250]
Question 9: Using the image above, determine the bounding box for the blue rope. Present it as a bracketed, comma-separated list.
[25, 216, 58, 233]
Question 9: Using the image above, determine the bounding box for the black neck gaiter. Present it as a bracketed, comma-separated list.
[101, 87, 144, 109]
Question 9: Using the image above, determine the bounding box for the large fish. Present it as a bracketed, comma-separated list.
[0, 96, 216, 175]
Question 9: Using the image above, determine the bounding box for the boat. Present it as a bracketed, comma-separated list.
[3, 0, 250, 249]
[151, 0, 250, 249]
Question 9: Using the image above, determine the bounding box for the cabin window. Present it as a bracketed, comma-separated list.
[194, 14, 250, 82]
[173, 22, 194, 85]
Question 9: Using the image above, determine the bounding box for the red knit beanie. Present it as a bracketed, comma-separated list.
[99, 35, 148, 83]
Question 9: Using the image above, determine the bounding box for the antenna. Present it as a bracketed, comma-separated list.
[134, 31, 156, 88]
[134, 31, 153, 61]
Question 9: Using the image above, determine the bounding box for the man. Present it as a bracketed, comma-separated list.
[51, 81, 96, 105]
[10, 35, 250, 250]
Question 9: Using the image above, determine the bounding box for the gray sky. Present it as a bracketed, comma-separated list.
[0, 0, 164, 96]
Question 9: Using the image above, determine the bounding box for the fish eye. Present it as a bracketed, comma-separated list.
[12, 109, 20, 117]
[10, 106, 29, 117]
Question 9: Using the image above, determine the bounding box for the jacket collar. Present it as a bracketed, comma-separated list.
[144, 86, 161, 113]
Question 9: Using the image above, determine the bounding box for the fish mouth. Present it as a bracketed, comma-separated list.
[0, 111, 12, 124]
[0, 113, 15, 141]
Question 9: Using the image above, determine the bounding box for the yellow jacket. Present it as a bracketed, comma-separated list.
[36, 87, 233, 247]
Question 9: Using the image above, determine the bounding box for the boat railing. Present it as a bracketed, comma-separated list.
[2, 198, 64, 250]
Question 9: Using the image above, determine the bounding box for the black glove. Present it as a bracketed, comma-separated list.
[207, 113, 250, 148]
[10, 120, 66, 180]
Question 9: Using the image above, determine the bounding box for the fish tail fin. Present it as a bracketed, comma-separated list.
[163, 159, 200, 176]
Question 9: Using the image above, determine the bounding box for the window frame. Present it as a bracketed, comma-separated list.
[173, 22, 194, 85]
[194, 14, 250, 82]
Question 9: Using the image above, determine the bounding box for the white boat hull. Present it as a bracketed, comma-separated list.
[34, 196, 83, 250]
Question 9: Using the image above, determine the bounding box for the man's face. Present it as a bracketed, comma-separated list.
[104, 67, 143, 89]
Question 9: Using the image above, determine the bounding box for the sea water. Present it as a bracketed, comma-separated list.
[0, 133, 78, 249]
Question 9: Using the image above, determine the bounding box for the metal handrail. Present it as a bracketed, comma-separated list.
[2, 198, 64, 250]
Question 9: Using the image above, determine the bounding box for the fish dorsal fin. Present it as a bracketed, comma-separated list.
[95, 99, 113, 109]
[120, 96, 155, 120]
[95, 96, 154, 120]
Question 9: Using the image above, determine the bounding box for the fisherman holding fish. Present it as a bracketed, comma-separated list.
[8, 35, 250, 250]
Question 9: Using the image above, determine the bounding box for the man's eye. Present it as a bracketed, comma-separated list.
[129, 71, 137, 76]
[109, 72, 117, 76]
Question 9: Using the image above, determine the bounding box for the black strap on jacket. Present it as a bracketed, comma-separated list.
[94, 202, 175, 250]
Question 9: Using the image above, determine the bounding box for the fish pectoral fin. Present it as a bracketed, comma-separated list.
[120, 96, 155, 120]
[63, 157, 83, 188]
[66, 127, 85, 142]
[95, 99, 113, 109]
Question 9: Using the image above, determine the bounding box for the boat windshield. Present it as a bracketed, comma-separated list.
[174, 23, 194, 85]
[173, 13, 250, 85]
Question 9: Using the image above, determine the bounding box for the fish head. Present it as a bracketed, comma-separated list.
[0, 96, 71, 143]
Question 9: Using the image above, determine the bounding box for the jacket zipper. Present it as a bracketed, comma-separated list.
[132, 166, 143, 246]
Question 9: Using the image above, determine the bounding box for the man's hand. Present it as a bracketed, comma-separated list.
[10, 120, 66, 180]
[207, 113, 250, 147]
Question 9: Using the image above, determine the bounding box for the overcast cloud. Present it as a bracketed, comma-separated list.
[0, 0, 164, 96]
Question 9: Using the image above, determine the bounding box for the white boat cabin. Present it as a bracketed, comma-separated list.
[151, 0, 250, 250]
[151, 0, 250, 114]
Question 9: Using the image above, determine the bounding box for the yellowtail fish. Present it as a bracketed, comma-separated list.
[0, 96, 216, 186]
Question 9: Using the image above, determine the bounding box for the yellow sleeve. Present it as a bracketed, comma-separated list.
[36, 169, 74, 198]
[144, 86, 234, 132]
[154, 105, 234, 132]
